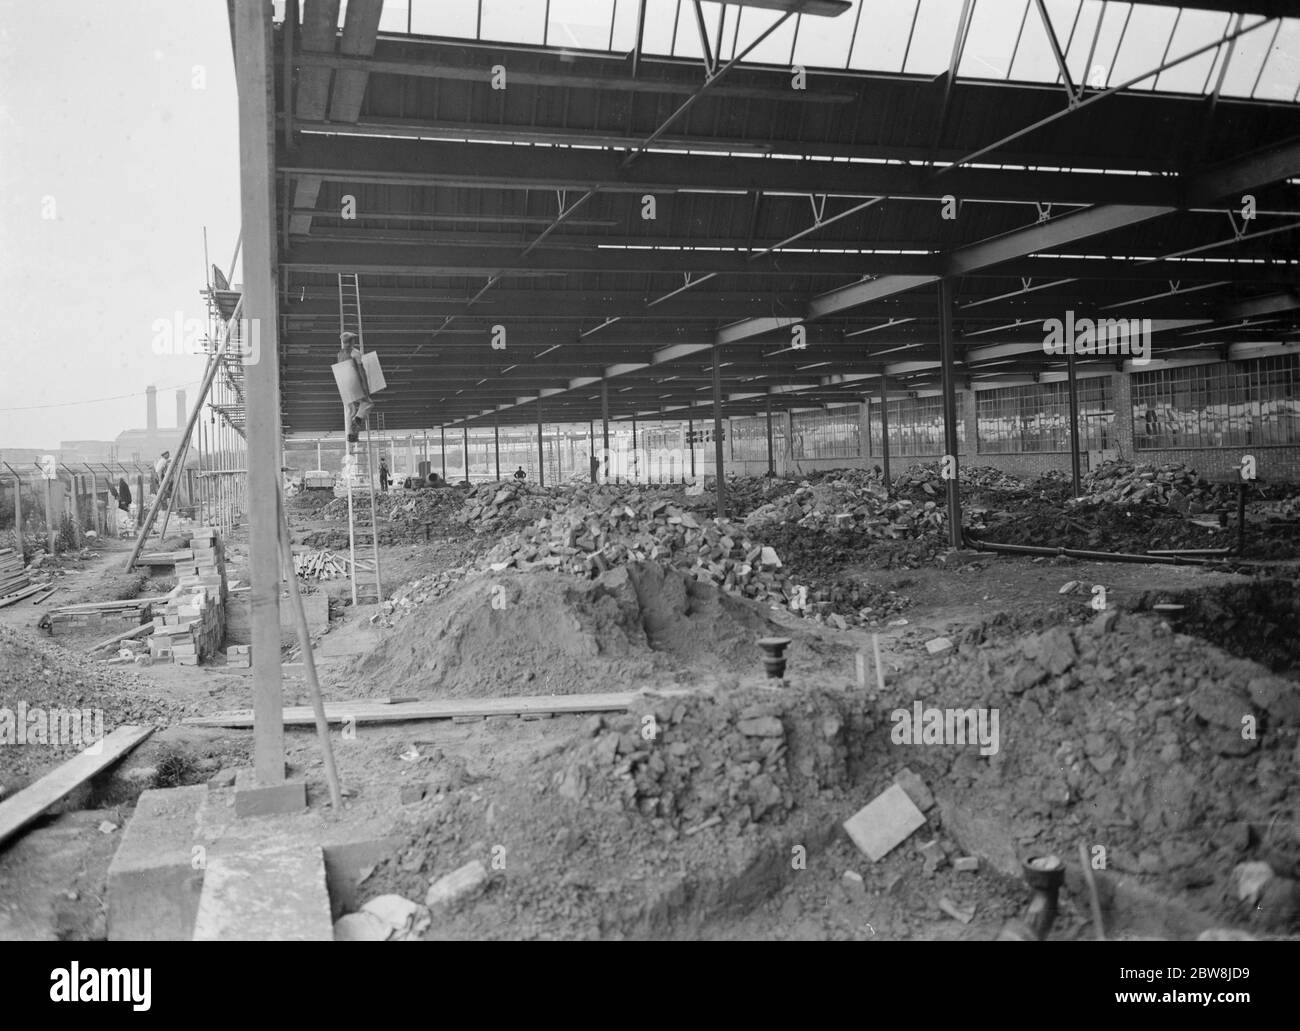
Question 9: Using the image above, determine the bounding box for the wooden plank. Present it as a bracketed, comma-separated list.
[0, 726, 154, 846]
[52, 597, 165, 613]
[184, 688, 693, 728]
[86, 623, 152, 654]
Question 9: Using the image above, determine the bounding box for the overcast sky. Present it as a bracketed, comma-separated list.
[0, 0, 239, 450]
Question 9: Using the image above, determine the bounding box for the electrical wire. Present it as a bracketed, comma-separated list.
[0, 381, 203, 413]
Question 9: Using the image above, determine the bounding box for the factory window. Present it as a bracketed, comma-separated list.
[1131, 356, 1300, 450]
[868, 396, 965, 457]
[729, 415, 785, 461]
[975, 380, 1115, 454]
[790, 407, 861, 460]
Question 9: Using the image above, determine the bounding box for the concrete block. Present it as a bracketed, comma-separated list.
[233, 770, 306, 818]
[106, 785, 206, 941]
[193, 843, 333, 941]
[843, 784, 927, 862]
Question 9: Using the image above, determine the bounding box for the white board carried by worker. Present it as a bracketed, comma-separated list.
[331, 351, 387, 404]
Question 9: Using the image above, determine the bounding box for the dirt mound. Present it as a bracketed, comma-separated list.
[0, 625, 196, 791]
[351, 563, 814, 699]
[885, 611, 1300, 932]
[365, 681, 877, 939]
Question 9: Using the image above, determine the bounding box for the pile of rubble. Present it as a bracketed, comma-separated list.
[557, 685, 874, 832]
[896, 611, 1300, 930]
[455, 481, 559, 532]
[384, 488, 910, 629]
[890, 463, 1031, 499]
[384, 488, 463, 528]
[1078, 460, 1241, 514]
[743, 472, 942, 537]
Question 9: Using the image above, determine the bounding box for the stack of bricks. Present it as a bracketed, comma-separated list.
[145, 528, 229, 666]
[225, 644, 251, 668]
[50, 600, 153, 637]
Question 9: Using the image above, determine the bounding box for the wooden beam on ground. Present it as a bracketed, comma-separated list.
[183, 689, 693, 728]
[0, 726, 154, 846]
[0, 583, 45, 608]
[87, 623, 153, 655]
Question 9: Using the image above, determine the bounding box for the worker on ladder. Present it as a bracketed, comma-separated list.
[338, 331, 374, 443]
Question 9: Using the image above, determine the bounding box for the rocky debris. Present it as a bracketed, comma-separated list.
[894, 767, 935, 811]
[744, 470, 943, 537]
[892, 462, 1032, 499]
[0, 624, 193, 790]
[1078, 459, 1293, 513]
[557, 686, 872, 834]
[426, 860, 488, 910]
[385, 488, 912, 630]
[885, 612, 1300, 928]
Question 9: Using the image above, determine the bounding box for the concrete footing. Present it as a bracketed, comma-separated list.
[233, 769, 306, 818]
[193, 842, 334, 941]
[106, 785, 206, 941]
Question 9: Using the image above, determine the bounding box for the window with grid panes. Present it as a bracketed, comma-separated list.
[1132, 357, 1300, 449]
[975, 380, 1115, 453]
[790, 407, 861, 459]
[868, 396, 965, 457]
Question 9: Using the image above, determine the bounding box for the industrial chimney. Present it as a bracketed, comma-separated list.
[146, 385, 158, 434]
[176, 389, 187, 428]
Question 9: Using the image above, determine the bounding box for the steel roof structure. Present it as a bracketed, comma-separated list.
[246, 0, 1300, 437]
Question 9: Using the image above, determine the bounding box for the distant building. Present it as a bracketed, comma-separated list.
[114, 386, 187, 464]
[60, 440, 118, 463]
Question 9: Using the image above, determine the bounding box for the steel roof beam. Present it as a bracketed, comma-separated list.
[281, 136, 1184, 206]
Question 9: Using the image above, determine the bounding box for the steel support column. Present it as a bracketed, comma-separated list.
[765, 393, 774, 476]
[536, 402, 544, 486]
[234, 0, 284, 786]
[494, 416, 501, 480]
[712, 347, 726, 519]
[601, 377, 610, 482]
[937, 280, 962, 550]
[1066, 348, 1082, 496]
[878, 372, 891, 489]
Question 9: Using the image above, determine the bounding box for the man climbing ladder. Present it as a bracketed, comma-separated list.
[337, 331, 373, 443]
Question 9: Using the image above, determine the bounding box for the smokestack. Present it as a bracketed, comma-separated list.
[176, 389, 187, 428]
[146, 385, 158, 434]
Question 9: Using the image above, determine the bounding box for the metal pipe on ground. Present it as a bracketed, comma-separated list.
[964, 533, 1221, 566]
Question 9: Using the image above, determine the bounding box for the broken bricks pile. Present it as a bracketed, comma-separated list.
[556, 686, 874, 834]
[889, 462, 1031, 499]
[146, 528, 228, 666]
[880, 610, 1300, 931]
[384, 488, 463, 528]
[743, 472, 943, 536]
[1077, 459, 1251, 514]
[477, 496, 898, 626]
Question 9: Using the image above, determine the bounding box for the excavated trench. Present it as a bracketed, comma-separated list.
[1137, 580, 1300, 678]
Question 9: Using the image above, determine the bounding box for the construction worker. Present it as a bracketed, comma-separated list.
[337, 332, 374, 443]
[513, 466, 526, 481]
[379, 457, 390, 492]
